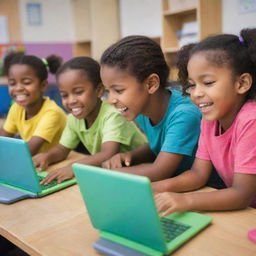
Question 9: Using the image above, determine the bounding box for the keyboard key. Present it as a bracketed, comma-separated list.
[161, 218, 190, 242]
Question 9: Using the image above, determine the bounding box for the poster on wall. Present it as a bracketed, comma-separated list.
[240, 0, 256, 13]
[26, 2, 42, 26]
[0, 43, 26, 76]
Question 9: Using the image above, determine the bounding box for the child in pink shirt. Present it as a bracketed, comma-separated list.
[153, 28, 256, 215]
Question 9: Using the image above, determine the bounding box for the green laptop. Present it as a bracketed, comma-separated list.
[73, 163, 212, 256]
[0, 136, 76, 204]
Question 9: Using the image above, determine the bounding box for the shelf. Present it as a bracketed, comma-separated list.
[163, 7, 196, 16]
[161, 0, 222, 80]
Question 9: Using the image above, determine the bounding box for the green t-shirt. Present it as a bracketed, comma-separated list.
[60, 101, 147, 154]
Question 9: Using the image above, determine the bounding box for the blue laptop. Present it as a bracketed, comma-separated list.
[0, 136, 76, 204]
[73, 163, 213, 256]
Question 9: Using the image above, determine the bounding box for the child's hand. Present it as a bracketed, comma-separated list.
[40, 166, 73, 185]
[102, 152, 132, 169]
[33, 153, 50, 171]
[154, 192, 191, 217]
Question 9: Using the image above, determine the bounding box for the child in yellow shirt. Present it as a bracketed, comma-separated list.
[0, 53, 66, 155]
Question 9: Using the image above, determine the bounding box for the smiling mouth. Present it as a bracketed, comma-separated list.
[198, 102, 213, 108]
[15, 95, 27, 101]
[117, 107, 128, 114]
[198, 102, 213, 113]
[71, 107, 83, 116]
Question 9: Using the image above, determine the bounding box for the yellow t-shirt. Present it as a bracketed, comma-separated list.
[3, 97, 67, 153]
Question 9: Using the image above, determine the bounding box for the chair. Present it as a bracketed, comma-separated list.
[0, 85, 11, 117]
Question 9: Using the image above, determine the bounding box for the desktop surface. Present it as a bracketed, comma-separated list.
[0, 174, 255, 255]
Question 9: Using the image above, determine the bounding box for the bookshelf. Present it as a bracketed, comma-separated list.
[71, 0, 120, 60]
[161, 0, 222, 80]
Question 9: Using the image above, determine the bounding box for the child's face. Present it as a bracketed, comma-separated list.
[58, 69, 102, 120]
[100, 65, 150, 121]
[187, 52, 242, 130]
[8, 64, 45, 108]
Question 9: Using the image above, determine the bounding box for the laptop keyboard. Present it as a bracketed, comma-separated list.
[161, 218, 190, 242]
[37, 175, 59, 190]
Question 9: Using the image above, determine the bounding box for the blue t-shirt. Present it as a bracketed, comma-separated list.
[135, 89, 201, 175]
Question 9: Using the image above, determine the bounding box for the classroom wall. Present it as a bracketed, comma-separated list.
[25, 43, 73, 83]
[222, 0, 256, 34]
[19, 0, 74, 42]
[119, 0, 256, 38]
[119, 0, 162, 38]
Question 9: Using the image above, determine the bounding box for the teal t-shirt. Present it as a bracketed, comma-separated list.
[60, 101, 147, 154]
[136, 89, 201, 174]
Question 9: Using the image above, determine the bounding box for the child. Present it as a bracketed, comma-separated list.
[100, 35, 201, 181]
[34, 56, 147, 184]
[154, 28, 256, 215]
[0, 53, 66, 156]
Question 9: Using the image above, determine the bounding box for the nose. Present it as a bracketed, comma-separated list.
[15, 83, 25, 91]
[190, 85, 204, 98]
[107, 92, 117, 105]
[68, 94, 78, 105]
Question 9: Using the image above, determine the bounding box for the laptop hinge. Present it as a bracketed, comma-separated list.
[100, 231, 164, 256]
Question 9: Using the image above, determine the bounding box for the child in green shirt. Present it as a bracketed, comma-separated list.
[33, 57, 147, 184]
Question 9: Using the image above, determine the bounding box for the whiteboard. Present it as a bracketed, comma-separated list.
[0, 16, 9, 43]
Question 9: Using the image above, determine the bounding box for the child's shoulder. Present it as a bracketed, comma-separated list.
[238, 101, 256, 121]
[42, 97, 66, 114]
[170, 89, 200, 116]
[98, 100, 119, 117]
[233, 101, 256, 133]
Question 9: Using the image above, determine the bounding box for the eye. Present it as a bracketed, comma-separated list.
[23, 79, 32, 85]
[60, 94, 68, 99]
[185, 84, 195, 94]
[115, 89, 125, 94]
[75, 90, 84, 95]
[8, 82, 16, 86]
[204, 81, 215, 86]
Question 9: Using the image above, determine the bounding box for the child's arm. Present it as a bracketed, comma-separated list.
[155, 173, 256, 215]
[28, 136, 50, 156]
[102, 144, 155, 169]
[0, 127, 14, 137]
[41, 141, 121, 185]
[33, 144, 71, 171]
[152, 158, 213, 192]
[103, 150, 192, 182]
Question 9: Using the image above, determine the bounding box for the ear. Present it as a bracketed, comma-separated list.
[145, 73, 160, 94]
[40, 80, 48, 92]
[96, 83, 105, 98]
[236, 73, 252, 95]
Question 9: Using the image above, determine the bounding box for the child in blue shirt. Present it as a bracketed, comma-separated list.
[100, 35, 201, 181]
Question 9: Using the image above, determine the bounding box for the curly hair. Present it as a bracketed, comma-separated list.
[100, 35, 170, 88]
[177, 28, 256, 100]
[56, 56, 101, 88]
[4, 53, 63, 82]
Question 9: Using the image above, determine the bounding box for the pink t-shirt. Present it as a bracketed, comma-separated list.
[196, 101, 256, 207]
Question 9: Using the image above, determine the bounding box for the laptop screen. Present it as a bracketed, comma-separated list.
[73, 163, 167, 252]
[0, 136, 41, 192]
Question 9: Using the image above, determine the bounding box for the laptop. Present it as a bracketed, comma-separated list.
[0, 136, 76, 204]
[73, 163, 213, 256]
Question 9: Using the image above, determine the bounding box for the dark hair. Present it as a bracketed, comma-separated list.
[177, 28, 256, 100]
[3, 52, 63, 82]
[100, 35, 170, 88]
[56, 56, 101, 88]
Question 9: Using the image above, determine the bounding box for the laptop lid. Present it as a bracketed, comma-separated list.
[0, 136, 41, 193]
[73, 163, 168, 253]
[0, 136, 77, 201]
[73, 164, 212, 256]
